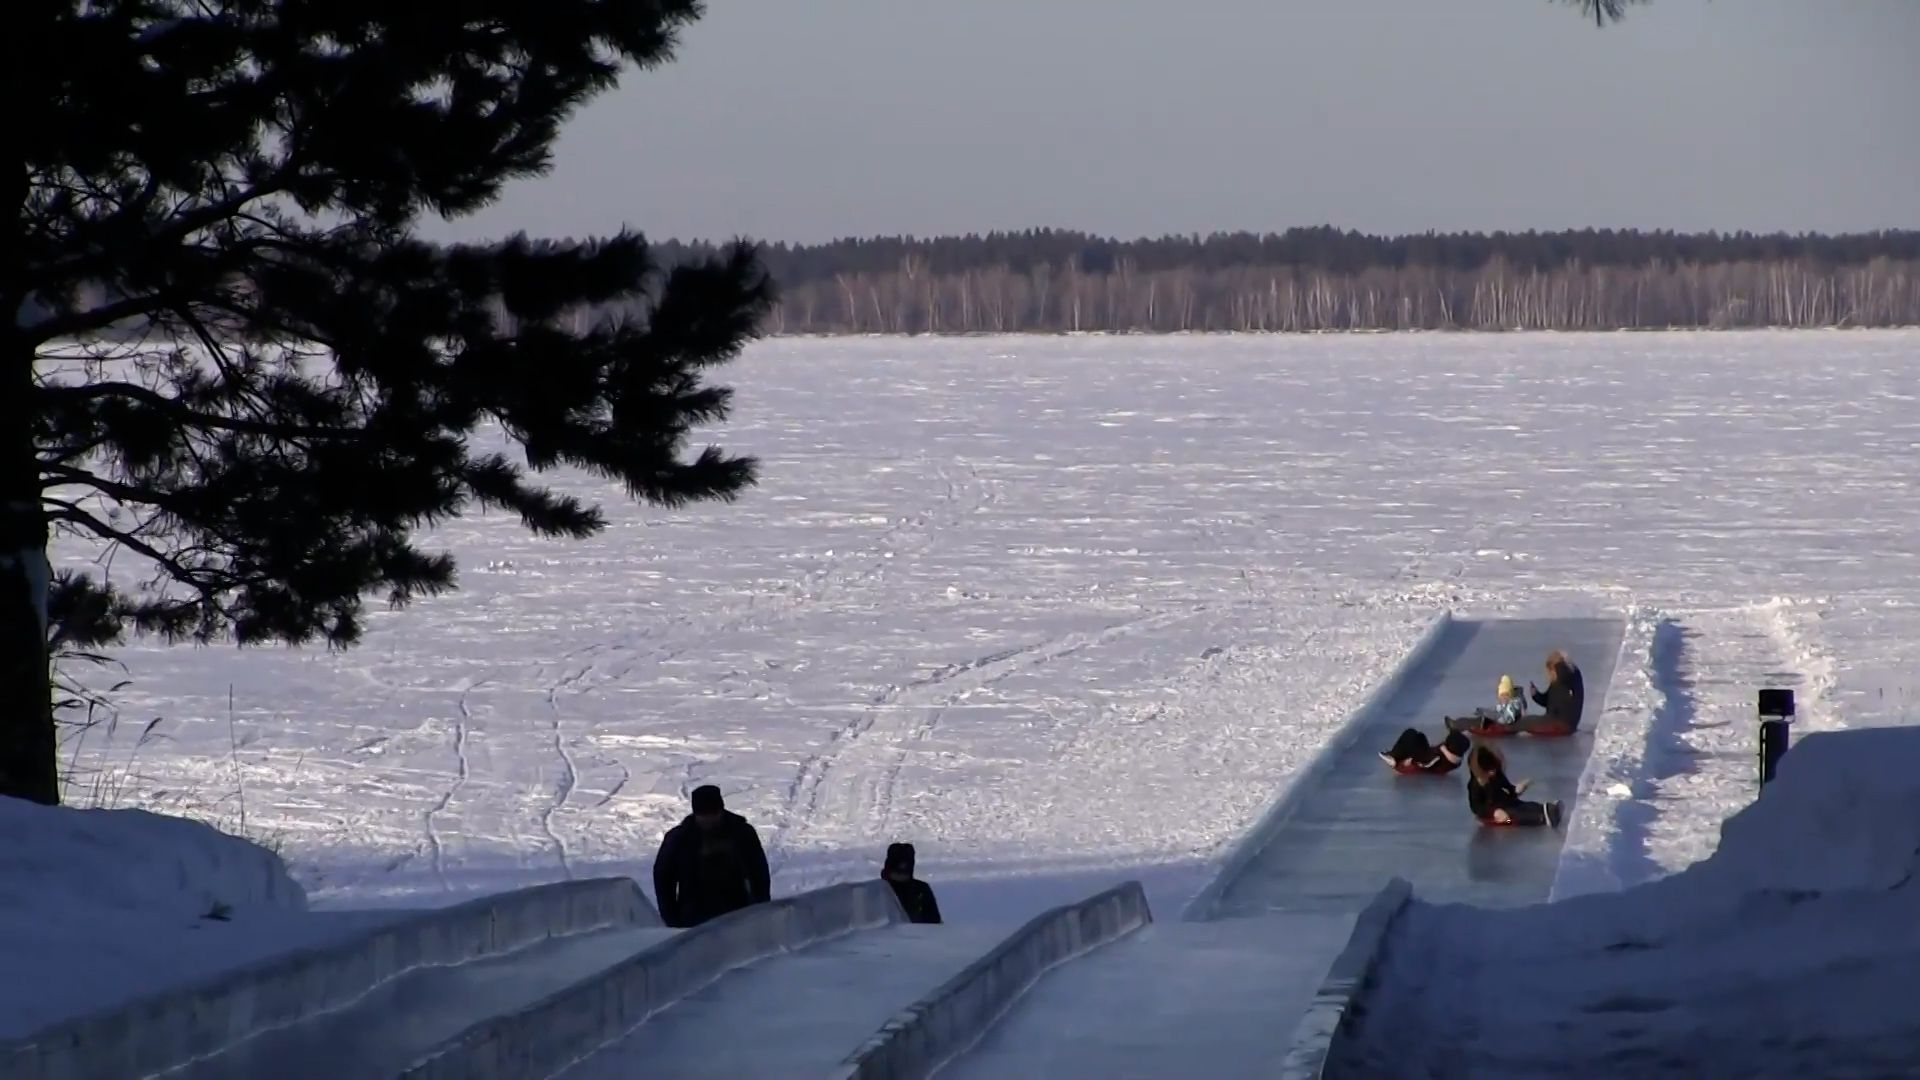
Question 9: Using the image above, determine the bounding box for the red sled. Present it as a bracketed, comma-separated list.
[1383, 756, 1461, 776]
[1456, 720, 1575, 738]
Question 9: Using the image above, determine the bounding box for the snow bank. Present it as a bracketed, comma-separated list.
[0, 794, 665, 1080]
[0, 795, 306, 919]
[0, 797, 368, 1039]
[1336, 727, 1920, 1078]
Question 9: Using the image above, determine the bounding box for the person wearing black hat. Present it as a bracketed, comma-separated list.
[651, 785, 772, 928]
[880, 842, 942, 924]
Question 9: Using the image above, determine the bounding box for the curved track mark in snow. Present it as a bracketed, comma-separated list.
[541, 684, 580, 879]
[780, 606, 1208, 859]
[594, 458, 995, 695]
[594, 759, 631, 808]
[423, 679, 484, 892]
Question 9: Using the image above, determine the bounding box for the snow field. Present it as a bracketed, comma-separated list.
[50, 330, 1920, 924]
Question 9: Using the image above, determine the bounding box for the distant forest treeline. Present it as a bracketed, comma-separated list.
[642, 227, 1920, 334]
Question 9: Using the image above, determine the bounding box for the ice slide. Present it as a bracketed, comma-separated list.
[556, 922, 1008, 1078]
[934, 916, 1356, 1080]
[1198, 616, 1625, 918]
[936, 617, 1625, 1080]
[173, 923, 680, 1080]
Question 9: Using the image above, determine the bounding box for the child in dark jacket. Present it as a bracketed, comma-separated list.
[1379, 728, 1472, 775]
[881, 842, 943, 924]
[1465, 743, 1563, 828]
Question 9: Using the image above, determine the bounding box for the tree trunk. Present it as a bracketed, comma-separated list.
[0, 343, 55, 805]
[4, 148, 56, 804]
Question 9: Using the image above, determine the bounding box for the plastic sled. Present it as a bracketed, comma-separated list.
[1450, 718, 1574, 739]
[1476, 803, 1564, 829]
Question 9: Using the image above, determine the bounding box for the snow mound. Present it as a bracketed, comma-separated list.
[0, 798, 394, 1040]
[0, 797, 307, 920]
[1339, 727, 1920, 1078]
[1687, 725, 1920, 896]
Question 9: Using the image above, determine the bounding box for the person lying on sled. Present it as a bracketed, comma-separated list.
[1465, 743, 1562, 828]
[1445, 674, 1544, 736]
[1379, 727, 1472, 775]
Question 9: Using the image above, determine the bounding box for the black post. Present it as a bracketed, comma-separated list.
[1757, 688, 1794, 785]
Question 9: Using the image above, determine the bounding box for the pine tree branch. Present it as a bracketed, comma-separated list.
[44, 381, 362, 442]
[43, 501, 231, 596]
[40, 463, 181, 512]
[40, 180, 295, 287]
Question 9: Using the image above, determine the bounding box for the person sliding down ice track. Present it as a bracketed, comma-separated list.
[1449, 651, 1588, 737]
[1464, 742, 1563, 828]
[1379, 727, 1472, 775]
[1442, 674, 1529, 737]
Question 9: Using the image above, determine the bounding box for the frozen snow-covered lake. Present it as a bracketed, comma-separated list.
[56, 329, 1920, 914]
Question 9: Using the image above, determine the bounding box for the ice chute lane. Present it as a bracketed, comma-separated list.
[165, 923, 680, 1080]
[934, 917, 1358, 1080]
[554, 923, 1008, 1079]
[1202, 616, 1626, 919]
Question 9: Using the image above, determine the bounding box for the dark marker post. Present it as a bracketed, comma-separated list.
[1757, 688, 1794, 785]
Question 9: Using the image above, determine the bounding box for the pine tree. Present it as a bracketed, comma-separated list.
[6, 1, 772, 804]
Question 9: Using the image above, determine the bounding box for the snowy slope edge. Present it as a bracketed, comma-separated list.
[831, 880, 1152, 1080]
[3, 852, 659, 1080]
[1182, 610, 1453, 921]
[1548, 605, 1662, 901]
[400, 880, 906, 1080]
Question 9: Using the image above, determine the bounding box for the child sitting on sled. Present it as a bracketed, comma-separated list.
[1465, 742, 1562, 828]
[1444, 674, 1528, 735]
[1379, 727, 1472, 775]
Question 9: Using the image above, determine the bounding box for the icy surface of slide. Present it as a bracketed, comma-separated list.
[557, 924, 1002, 1078]
[939, 916, 1356, 1080]
[174, 925, 677, 1080]
[1209, 616, 1625, 918]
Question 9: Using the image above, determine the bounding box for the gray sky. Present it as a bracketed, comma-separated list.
[428, 0, 1920, 244]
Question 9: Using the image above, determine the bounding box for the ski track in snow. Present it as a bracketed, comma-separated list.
[422, 679, 483, 891]
[540, 654, 586, 881]
[50, 331, 1920, 910]
[781, 605, 1208, 863]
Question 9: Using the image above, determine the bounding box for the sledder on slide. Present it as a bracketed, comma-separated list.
[1378, 727, 1472, 775]
[1466, 742, 1563, 829]
[1445, 651, 1586, 737]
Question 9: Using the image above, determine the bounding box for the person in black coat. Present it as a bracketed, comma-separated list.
[651, 785, 771, 928]
[880, 842, 942, 924]
[1465, 743, 1562, 828]
[1379, 727, 1471, 775]
[1525, 649, 1586, 734]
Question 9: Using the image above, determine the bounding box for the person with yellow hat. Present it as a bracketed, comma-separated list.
[1443, 673, 1529, 734]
